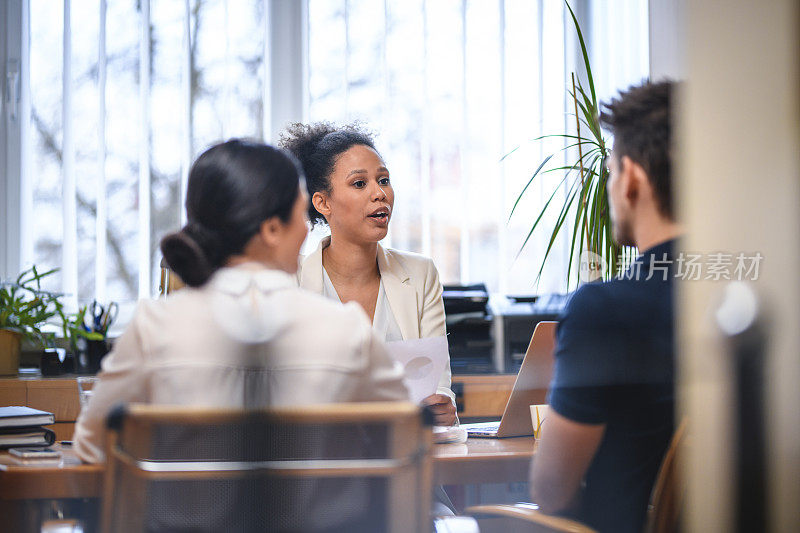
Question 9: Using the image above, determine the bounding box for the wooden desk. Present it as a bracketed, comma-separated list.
[0, 437, 534, 501]
[0, 439, 534, 532]
[0, 444, 102, 501]
[435, 437, 534, 485]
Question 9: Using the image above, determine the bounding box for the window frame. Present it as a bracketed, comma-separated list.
[2, 0, 28, 282]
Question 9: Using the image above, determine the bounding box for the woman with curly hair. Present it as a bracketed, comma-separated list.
[280, 123, 457, 427]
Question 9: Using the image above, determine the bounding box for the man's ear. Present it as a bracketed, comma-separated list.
[258, 217, 283, 248]
[620, 155, 646, 205]
[311, 191, 331, 218]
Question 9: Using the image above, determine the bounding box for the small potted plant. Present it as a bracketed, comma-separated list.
[0, 266, 99, 375]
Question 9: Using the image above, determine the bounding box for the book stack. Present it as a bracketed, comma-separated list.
[0, 406, 56, 448]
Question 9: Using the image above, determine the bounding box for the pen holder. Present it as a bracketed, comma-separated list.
[77, 339, 109, 374]
[40, 348, 67, 376]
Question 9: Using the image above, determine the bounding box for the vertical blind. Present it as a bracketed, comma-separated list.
[18, 0, 648, 320]
[24, 0, 269, 313]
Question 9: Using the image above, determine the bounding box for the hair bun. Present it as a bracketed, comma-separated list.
[160, 228, 214, 288]
[185, 221, 224, 252]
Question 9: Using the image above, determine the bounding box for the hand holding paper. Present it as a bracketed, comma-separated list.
[423, 393, 457, 427]
[384, 336, 449, 404]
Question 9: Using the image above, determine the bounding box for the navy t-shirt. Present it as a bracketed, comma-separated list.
[548, 239, 676, 533]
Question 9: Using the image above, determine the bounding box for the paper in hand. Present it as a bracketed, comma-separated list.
[385, 336, 449, 403]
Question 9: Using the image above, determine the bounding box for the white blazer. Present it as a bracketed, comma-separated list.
[298, 237, 454, 402]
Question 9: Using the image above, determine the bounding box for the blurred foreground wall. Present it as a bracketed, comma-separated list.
[679, 0, 800, 531]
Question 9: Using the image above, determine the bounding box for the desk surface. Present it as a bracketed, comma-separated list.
[0, 444, 103, 500]
[434, 436, 535, 485]
[0, 437, 534, 500]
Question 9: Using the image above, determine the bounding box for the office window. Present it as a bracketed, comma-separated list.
[306, 0, 649, 293]
[12, 0, 648, 319]
[22, 0, 268, 311]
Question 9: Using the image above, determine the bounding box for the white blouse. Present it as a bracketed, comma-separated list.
[74, 264, 408, 464]
[322, 267, 404, 342]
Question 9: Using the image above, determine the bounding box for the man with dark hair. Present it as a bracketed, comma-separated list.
[528, 80, 681, 533]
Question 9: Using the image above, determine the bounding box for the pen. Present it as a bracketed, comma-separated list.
[101, 301, 119, 335]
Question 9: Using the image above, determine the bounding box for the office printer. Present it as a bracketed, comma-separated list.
[442, 284, 495, 374]
[489, 293, 569, 373]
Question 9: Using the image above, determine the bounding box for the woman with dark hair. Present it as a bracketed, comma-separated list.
[280, 123, 457, 427]
[74, 139, 407, 464]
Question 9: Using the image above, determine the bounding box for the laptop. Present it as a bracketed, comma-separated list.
[461, 321, 557, 438]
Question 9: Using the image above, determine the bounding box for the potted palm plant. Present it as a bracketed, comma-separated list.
[508, 1, 635, 288]
[0, 266, 65, 375]
[0, 266, 100, 375]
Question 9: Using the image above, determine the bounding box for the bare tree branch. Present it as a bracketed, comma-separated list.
[31, 111, 138, 294]
[23, 0, 245, 299]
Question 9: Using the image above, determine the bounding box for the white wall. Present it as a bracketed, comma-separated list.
[680, 0, 800, 531]
[648, 0, 685, 80]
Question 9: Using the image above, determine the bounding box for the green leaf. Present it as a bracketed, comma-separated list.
[570, 91, 602, 142]
[514, 170, 573, 256]
[500, 145, 522, 162]
[508, 154, 555, 221]
[529, 171, 583, 283]
[565, 0, 596, 108]
[71, 328, 104, 341]
[0, 266, 63, 344]
[537, 178, 582, 285]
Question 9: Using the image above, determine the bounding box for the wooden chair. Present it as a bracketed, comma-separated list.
[643, 419, 687, 533]
[101, 402, 433, 533]
[464, 420, 687, 533]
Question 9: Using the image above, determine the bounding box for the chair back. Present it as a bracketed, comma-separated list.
[644, 419, 688, 533]
[101, 402, 433, 533]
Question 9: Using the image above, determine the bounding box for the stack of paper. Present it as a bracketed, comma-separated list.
[0, 406, 56, 448]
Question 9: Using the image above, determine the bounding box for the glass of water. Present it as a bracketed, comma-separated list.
[76, 376, 99, 409]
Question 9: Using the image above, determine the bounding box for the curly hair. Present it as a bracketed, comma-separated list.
[599, 80, 675, 220]
[278, 122, 378, 225]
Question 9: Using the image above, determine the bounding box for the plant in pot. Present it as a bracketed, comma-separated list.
[0, 266, 63, 375]
[508, 1, 636, 288]
[0, 266, 100, 375]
